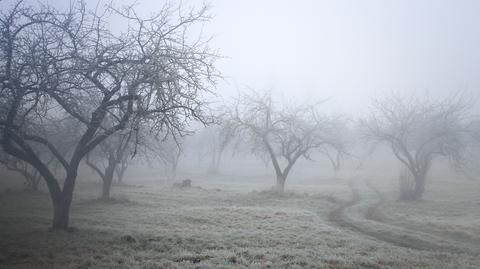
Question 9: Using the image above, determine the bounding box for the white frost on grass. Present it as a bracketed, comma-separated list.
[0, 178, 479, 268]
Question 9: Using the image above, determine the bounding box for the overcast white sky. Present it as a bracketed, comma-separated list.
[205, 0, 480, 114]
[9, 0, 480, 114]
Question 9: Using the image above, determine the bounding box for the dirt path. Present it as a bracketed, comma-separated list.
[327, 179, 477, 254]
[363, 181, 480, 252]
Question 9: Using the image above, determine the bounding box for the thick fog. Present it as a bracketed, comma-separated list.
[1, 1, 480, 268]
[40, 0, 480, 112]
[208, 0, 480, 112]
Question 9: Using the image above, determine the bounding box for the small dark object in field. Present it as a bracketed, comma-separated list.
[227, 255, 238, 263]
[326, 195, 341, 204]
[120, 234, 137, 243]
[172, 179, 192, 189]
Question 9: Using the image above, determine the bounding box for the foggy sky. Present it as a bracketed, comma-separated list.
[12, 0, 480, 114]
[207, 0, 480, 114]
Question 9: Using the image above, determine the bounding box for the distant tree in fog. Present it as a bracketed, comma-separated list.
[467, 120, 480, 145]
[361, 94, 470, 201]
[154, 137, 183, 181]
[226, 90, 347, 193]
[459, 119, 480, 180]
[138, 133, 183, 181]
[200, 122, 236, 174]
[86, 130, 134, 200]
[0, 1, 217, 230]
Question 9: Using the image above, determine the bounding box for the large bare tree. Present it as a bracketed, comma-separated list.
[361, 94, 469, 200]
[0, 1, 217, 230]
[226, 90, 347, 193]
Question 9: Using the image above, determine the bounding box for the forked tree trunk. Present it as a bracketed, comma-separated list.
[275, 175, 286, 193]
[49, 160, 81, 231]
[86, 153, 119, 200]
[51, 174, 77, 230]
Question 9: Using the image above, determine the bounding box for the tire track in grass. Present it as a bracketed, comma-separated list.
[327, 179, 476, 254]
[363, 181, 480, 254]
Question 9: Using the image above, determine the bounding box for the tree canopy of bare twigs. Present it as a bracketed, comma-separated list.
[360, 93, 470, 200]
[225, 90, 347, 193]
[0, 0, 218, 230]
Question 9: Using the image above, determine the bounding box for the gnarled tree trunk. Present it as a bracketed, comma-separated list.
[399, 169, 428, 201]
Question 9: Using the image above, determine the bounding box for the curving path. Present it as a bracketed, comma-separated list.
[327, 179, 479, 255]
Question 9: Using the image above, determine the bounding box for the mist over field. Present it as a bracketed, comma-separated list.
[0, 0, 479, 268]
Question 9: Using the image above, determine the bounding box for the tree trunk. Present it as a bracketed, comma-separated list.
[50, 160, 80, 231]
[101, 166, 115, 200]
[412, 174, 426, 200]
[52, 194, 72, 230]
[275, 175, 286, 193]
[399, 169, 427, 201]
[212, 150, 223, 174]
[116, 166, 126, 183]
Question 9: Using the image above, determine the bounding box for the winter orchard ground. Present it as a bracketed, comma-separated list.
[0, 172, 479, 269]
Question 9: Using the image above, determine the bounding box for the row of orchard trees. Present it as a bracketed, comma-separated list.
[0, 0, 217, 230]
[1, 0, 479, 232]
[215, 90, 479, 200]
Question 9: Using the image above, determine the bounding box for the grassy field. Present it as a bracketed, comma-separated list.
[0, 171, 479, 269]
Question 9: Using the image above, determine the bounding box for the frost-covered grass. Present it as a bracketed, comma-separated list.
[378, 177, 480, 247]
[0, 175, 479, 268]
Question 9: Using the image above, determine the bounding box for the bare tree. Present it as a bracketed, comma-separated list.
[226, 90, 347, 193]
[150, 136, 183, 181]
[458, 119, 480, 180]
[85, 130, 133, 200]
[114, 150, 130, 184]
[0, 1, 217, 230]
[200, 122, 235, 174]
[361, 93, 469, 200]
